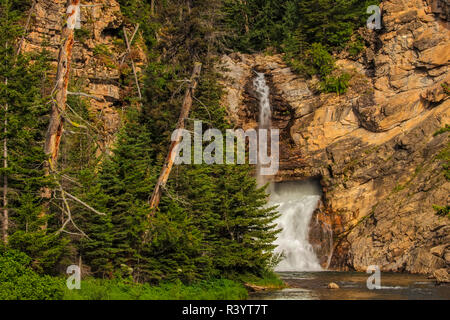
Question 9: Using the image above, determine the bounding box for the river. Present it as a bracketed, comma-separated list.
[249, 271, 450, 300]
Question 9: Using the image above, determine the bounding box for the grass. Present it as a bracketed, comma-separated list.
[233, 271, 286, 290]
[63, 278, 248, 300]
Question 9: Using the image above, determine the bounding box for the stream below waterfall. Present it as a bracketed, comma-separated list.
[249, 272, 450, 300]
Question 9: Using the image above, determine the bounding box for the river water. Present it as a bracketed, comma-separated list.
[249, 271, 450, 300]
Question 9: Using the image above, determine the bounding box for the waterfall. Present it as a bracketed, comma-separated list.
[270, 181, 323, 271]
[253, 72, 271, 130]
[253, 72, 322, 272]
[253, 72, 272, 187]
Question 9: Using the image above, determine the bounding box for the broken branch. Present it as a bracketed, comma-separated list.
[67, 91, 105, 102]
[122, 25, 142, 100]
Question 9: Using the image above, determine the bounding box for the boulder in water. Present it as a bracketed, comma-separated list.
[327, 282, 340, 289]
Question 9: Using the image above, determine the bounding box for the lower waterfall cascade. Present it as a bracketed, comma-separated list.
[253, 72, 323, 272]
[269, 181, 323, 271]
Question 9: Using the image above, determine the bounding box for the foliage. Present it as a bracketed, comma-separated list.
[433, 124, 450, 136]
[321, 72, 351, 95]
[2, 0, 282, 296]
[436, 142, 450, 181]
[0, 0, 68, 273]
[63, 277, 248, 300]
[442, 82, 450, 96]
[432, 205, 450, 219]
[223, 0, 379, 52]
[222, 0, 379, 92]
[0, 249, 64, 300]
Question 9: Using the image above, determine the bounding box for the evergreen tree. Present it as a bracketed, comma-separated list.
[0, 0, 67, 273]
[76, 109, 154, 278]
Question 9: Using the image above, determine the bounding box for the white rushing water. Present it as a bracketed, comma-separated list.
[253, 72, 271, 130]
[253, 72, 272, 187]
[270, 181, 323, 271]
[253, 72, 322, 272]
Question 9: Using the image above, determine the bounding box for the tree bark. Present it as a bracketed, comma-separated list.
[150, 0, 155, 16]
[148, 62, 202, 215]
[42, 0, 80, 223]
[2, 34, 9, 245]
[2, 93, 8, 245]
[240, 0, 250, 34]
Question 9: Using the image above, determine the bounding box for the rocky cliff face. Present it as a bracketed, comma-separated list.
[219, 0, 449, 276]
[23, 0, 449, 277]
[24, 0, 146, 151]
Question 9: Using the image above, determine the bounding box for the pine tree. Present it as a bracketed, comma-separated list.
[0, 0, 67, 273]
[76, 109, 154, 278]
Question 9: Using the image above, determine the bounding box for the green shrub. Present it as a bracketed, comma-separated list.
[436, 143, 450, 180]
[93, 44, 112, 56]
[321, 73, 351, 94]
[433, 124, 450, 136]
[63, 278, 248, 300]
[74, 28, 92, 42]
[0, 250, 64, 300]
[433, 205, 450, 218]
[299, 43, 335, 78]
[442, 82, 450, 96]
[348, 38, 365, 57]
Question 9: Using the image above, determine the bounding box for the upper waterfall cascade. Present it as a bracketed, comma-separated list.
[253, 72, 271, 130]
[253, 72, 322, 272]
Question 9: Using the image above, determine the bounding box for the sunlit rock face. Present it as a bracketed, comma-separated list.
[218, 0, 449, 275]
[24, 0, 147, 152]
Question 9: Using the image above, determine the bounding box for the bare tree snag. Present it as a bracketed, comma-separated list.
[67, 91, 105, 102]
[42, 0, 80, 223]
[2, 87, 8, 245]
[239, 0, 250, 34]
[122, 25, 142, 100]
[120, 24, 139, 65]
[148, 62, 202, 215]
[151, 0, 155, 15]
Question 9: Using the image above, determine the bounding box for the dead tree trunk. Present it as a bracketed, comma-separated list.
[122, 25, 142, 100]
[150, 0, 155, 15]
[42, 0, 80, 221]
[2, 87, 7, 245]
[148, 62, 202, 215]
